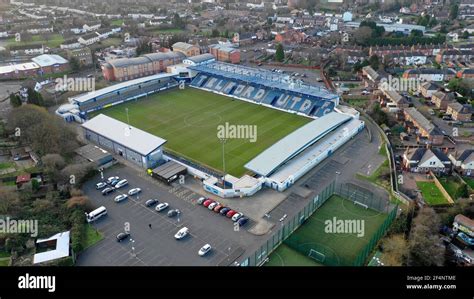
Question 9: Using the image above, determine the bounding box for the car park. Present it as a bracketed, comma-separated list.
[116, 232, 130, 242]
[155, 202, 169, 212]
[237, 217, 249, 227]
[102, 187, 115, 196]
[167, 209, 179, 217]
[226, 210, 237, 218]
[198, 244, 212, 256]
[174, 227, 189, 240]
[114, 179, 129, 189]
[208, 202, 219, 210]
[128, 188, 141, 196]
[232, 213, 243, 222]
[203, 199, 214, 207]
[145, 199, 158, 207]
[220, 207, 231, 215]
[114, 194, 128, 203]
[197, 197, 207, 205]
[107, 176, 119, 184]
[95, 182, 107, 190]
[213, 204, 224, 213]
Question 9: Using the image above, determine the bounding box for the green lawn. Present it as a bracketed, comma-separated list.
[267, 195, 388, 266]
[464, 177, 474, 190]
[81, 224, 104, 250]
[0, 161, 15, 170]
[438, 176, 465, 200]
[0, 251, 10, 266]
[265, 244, 322, 266]
[93, 88, 311, 176]
[7, 33, 65, 48]
[416, 181, 450, 205]
[110, 19, 124, 26]
[149, 28, 185, 34]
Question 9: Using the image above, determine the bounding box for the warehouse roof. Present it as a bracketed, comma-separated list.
[172, 42, 197, 50]
[33, 231, 70, 264]
[185, 53, 215, 64]
[245, 112, 351, 176]
[82, 114, 167, 156]
[32, 54, 68, 67]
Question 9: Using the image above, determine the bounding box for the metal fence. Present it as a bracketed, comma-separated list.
[240, 181, 398, 267]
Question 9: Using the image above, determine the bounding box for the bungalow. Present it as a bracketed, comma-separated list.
[431, 91, 455, 110]
[446, 102, 473, 122]
[419, 81, 440, 98]
[403, 147, 451, 174]
[449, 149, 474, 176]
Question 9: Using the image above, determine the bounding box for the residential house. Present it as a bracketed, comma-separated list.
[450, 149, 474, 176]
[25, 24, 54, 35]
[361, 65, 388, 88]
[431, 91, 455, 110]
[402, 68, 456, 82]
[403, 147, 451, 174]
[436, 49, 474, 64]
[274, 29, 307, 44]
[379, 88, 410, 110]
[208, 44, 240, 64]
[83, 23, 101, 32]
[78, 33, 100, 46]
[10, 44, 45, 56]
[404, 107, 445, 145]
[66, 47, 93, 66]
[385, 51, 427, 66]
[418, 81, 440, 98]
[172, 42, 200, 57]
[60, 38, 82, 50]
[446, 102, 473, 122]
[456, 69, 474, 79]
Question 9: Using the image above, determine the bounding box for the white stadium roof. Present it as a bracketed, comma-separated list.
[82, 114, 167, 156]
[245, 112, 351, 177]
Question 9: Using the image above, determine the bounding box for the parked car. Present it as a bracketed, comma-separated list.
[110, 178, 121, 186]
[114, 179, 128, 189]
[101, 187, 115, 196]
[237, 217, 249, 227]
[128, 188, 141, 196]
[107, 176, 119, 184]
[220, 207, 231, 215]
[197, 197, 207, 205]
[213, 204, 224, 213]
[174, 227, 189, 240]
[114, 194, 128, 203]
[116, 232, 130, 242]
[167, 209, 179, 217]
[198, 244, 212, 256]
[208, 202, 219, 210]
[203, 199, 214, 207]
[226, 210, 237, 218]
[145, 199, 158, 207]
[95, 182, 107, 190]
[232, 213, 243, 222]
[155, 202, 169, 212]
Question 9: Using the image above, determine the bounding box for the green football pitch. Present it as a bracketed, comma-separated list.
[266, 195, 388, 266]
[92, 87, 311, 176]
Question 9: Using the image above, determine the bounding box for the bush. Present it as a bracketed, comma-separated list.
[70, 209, 85, 253]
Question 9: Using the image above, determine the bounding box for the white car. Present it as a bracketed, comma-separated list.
[95, 182, 107, 190]
[114, 194, 128, 202]
[208, 202, 219, 210]
[128, 188, 141, 196]
[114, 179, 128, 189]
[174, 227, 189, 240]
[232, 213, 243, 222]
[155, 202, 169, 212]
[107, 176, 119, 184]
[198, 244, 212, 256]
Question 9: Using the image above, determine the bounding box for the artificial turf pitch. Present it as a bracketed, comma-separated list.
[266, 195, 388, 266]
[92, 87, 310, 177]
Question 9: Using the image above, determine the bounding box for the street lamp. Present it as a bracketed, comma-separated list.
[220, 138, 227, 189]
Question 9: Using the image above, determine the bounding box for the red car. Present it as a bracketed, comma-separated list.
[213, 204, 224, 213]
[226, 210, 237, 218]
[203, 199, 214, 208]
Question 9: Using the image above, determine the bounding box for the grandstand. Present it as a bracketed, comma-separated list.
[68, 73, 179, 116]
[189, 62, 339, 118]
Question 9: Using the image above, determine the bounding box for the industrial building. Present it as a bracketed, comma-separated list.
[82, 114, 167, 169]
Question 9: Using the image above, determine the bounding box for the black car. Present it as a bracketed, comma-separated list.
[220, 207, 231, 215]
[102, 187, 115, 196]
[237, 217, 249, 227]
[116, 232, 130, 242]
[145, 199, 158, 207]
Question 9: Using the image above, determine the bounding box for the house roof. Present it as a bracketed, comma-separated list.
[458, 149, 474, 163]
[33, 231, 70, 264]
[420, 81, 440, 91]
[448, 102, 473, 114]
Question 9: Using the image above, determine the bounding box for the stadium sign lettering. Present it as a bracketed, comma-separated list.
[217, 122, 257, 143]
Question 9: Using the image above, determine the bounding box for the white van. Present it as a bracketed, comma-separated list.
[174, 227, 189, 240]
[85, 206, 107, 223]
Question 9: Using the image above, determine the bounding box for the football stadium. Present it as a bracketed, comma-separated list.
[57, 61, 364, 198]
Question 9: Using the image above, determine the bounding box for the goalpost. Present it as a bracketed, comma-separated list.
[308, 249, 326, 263]
[354, 201, 369, 209]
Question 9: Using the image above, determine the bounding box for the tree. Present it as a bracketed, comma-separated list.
[450, 4, 459, 20]
[275, 43, 284, 62]
[353, 26, 373, 46]
[172, 13, 185, 29]
[369, 55, 380, 70]
[381, 234, 408, 266]
[9, 93, 22, 108]
[407, 207, 445, 266]
[410, 29, 423, 38]
[26, 88, 44, 106]
[462, 30, 470, 39]
[211, 29, 220, 38]
[136, 39, 152, 56]
[70, 57, 80, 72]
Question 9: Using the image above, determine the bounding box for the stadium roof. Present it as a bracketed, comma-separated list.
[82, 114, 167, 156]
[245, 112, 351, 176]
[185, 53, 215, 64]
[71, 72, 175, 104]
[189, 62, 338, 102]
[31, 54, 68, 67]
